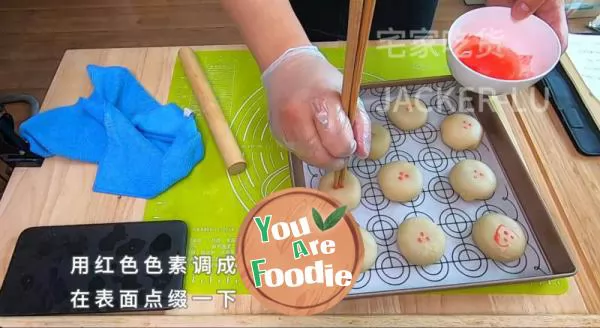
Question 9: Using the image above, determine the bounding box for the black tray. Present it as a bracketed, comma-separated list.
[537, 63, 600, 156]
[0, 220, 187, 316]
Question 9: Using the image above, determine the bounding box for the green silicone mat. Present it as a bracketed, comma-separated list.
[143, 43, 568, 296]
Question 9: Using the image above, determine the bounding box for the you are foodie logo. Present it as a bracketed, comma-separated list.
[236, 188, 363, 316]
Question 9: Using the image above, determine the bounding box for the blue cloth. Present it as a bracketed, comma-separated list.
[20, 65, 205, 199]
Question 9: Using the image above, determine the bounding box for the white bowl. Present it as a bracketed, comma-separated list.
[446, 6, 561, 95]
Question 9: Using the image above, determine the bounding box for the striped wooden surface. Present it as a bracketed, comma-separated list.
[0, 40, 598, 326]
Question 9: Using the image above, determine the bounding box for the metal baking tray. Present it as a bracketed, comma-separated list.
[289, 76, 576, 297]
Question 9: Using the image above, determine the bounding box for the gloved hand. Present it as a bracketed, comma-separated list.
[487, 0, 568, 52]
[262, 45, 371, 170]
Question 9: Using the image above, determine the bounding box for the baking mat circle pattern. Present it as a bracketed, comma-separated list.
[227, 87, 289, 211]
[302, 82, 550, 296]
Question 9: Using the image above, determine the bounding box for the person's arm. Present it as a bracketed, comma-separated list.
[220, 0, 372, 169]
[220, 0, 312, 72]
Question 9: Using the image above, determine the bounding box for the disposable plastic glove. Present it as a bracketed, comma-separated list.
[262, 45, 371, 170]
[487, 0, 568, 52]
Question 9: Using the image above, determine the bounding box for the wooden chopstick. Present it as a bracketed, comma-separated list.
[334, 0, 377, 189]
[339, 0, 364, 115]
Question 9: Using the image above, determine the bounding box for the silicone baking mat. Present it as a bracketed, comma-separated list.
[144, 44, 567, 295]
[301, 82, 552, 296]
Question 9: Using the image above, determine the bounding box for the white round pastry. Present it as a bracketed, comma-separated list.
[318, 171, 361, 210]
[368, 123, 391, 160]
[387, 97, 428, 131]
[472, 213, 527, 262]
[359, 227, 377, 272]
[378, 161, 423, 202]
[441, 113, 483, 151]
[397, 217, 446, 266]
[449, 159, 497, 201]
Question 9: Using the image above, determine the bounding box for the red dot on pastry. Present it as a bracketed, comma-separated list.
[425, 236, 430, 241]
[417, 237, 423, 243]
[420, 232, 425, 237]
[398, 171, 410, 180]
[504, 231, 509, 235]
[503, 237, 508, 242]
[510, 235, 514, 239]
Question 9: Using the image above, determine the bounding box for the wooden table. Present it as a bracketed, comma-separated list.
[0, 42, 599, 327]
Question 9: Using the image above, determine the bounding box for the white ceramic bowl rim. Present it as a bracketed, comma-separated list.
[447, 6, 562, 83]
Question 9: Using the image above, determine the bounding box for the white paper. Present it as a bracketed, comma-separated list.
[566, 33, 600, 101]
[302, 82, 551, 296]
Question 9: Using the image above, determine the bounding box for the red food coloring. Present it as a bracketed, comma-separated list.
[398, 171, 410, 181]
[453, 34, 534, 80]
[418, 232, 430, 243]
[493, 224, 516, 248]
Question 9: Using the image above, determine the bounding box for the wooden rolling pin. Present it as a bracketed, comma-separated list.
[178, 47, 246, 175]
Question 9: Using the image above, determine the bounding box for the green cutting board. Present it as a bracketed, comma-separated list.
[144, 44, 568, 296]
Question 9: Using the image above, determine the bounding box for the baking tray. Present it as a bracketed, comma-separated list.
[290, 77, 576, 297]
